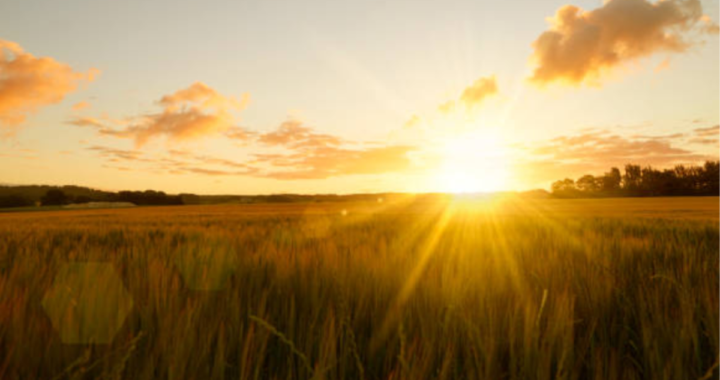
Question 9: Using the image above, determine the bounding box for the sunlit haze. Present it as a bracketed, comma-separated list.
[1, 0, 718, 194]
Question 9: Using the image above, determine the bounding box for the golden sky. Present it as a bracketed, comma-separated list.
[0, 0, 718, 194]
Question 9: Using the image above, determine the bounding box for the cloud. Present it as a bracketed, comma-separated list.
[688, 138, 718, 145]
[73, 82, 249, 146]
[68, 116, 130, 138]
[71, 101, 91, 111]
[86, 120, 418, 180]
[436, 75, 498, 115]
[693, 124, 719, 137]
[514, 128, 717, 187]
[257, 119, 342, 149]
[0, 39, 98, 134]
[87, 145, 257, 176]
[253, 120, 416, 179]
[224, 126, 256, 141]
[459, 76, 498, 109]
[700, 14, 720, 34]
[529, 0, 715, 86]
[526, 129, 713, 169]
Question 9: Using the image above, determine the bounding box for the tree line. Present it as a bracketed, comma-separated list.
[551, 161, 719, 198]
[0, 187, 186, 208]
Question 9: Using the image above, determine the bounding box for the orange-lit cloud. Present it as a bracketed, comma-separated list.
[254, 120, 415, 179]
[689, 138, 718, 145]
[72, 82, 249, 146]
[258, 119, 342, 149]
[514, 127, 717, 187]
[71, 101, 91, 111]
[693, 124, 719, 137]
[88, 145, 258, 176]
[700, 14, 720, 34]
[86, 119, 417, 180]
[529, 0, 716, 86]
[0, 40, 97, 134]
[437, 76, 498, 114]
[459, 76, 498, 109]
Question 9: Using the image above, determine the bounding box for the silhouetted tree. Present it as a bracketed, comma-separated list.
[623, 164, 642, 195]
[551, 178, 579, 198]
[551, 161, 719, 198]
[577, 175, 600, 194]
[600, 167, 622, 193]
[0, 195, 32, 208]
[40, 189, 68, 206]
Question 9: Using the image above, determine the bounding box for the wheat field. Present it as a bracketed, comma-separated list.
[0, 196, 717, 380]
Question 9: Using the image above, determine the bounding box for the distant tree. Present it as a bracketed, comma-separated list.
[0, 195, 32, 208]
[73, 195, 94, 204]
[600, 167, 622, 193]
[576, 175, 600, 194]
[40, 189, 68, 206]
[180, 193, 201, 205]
[701, 161, 719, 195]
[551, 178, 578, 198]
[623, 164, 642, 194]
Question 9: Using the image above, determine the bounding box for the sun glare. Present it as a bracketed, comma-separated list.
[435, 130, 510, 193]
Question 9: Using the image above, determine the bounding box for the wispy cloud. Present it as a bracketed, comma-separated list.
[514, 127, 717, 186]
[693, 124, 719, 137]
[257, 119, 342, 149]
[255, 120, 416, 179]
[85, 119, 417, 180]
[71, 101, 91, 111]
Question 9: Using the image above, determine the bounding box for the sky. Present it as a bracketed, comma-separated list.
[0, 0, 718, 194]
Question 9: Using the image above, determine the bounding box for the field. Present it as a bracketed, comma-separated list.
[0, 196, 718, 380]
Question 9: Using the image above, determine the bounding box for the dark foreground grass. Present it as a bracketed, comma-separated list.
[0, 197, 717, 380]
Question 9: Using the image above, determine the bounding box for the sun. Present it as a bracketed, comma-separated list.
[434, 130, 510, 193]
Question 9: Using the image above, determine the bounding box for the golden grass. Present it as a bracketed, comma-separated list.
[0, 196, 717, 379]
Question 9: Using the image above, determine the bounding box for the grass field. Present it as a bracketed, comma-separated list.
[0, 196, 717, 380]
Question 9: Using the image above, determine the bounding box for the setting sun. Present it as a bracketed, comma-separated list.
[435, 130, 510, 193]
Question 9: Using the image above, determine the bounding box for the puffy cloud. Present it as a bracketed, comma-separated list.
[0, 40, 97, 133]
[436, 75, 498, 115]
[74, 82, 249, 146]
[459, 76, 498, 109]
[529, 0, 715, 86]
[129, 82, 249, 146]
